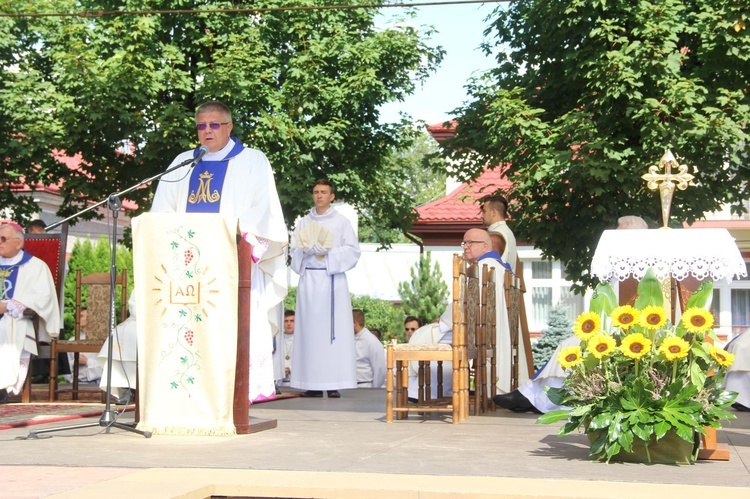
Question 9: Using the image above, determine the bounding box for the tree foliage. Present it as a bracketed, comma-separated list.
[358, 129, 449, 243]
[531, 304, 573, 371]
[397, 251, 449, 325]
[445, 0, 750, 291]
[0, 1, 443, 244]
[351, 294, 405, 344]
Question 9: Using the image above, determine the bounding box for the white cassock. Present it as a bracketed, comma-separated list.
[407, 311, 453, 400]
[355, 328, 386, 388]
[271, 304, 285, 382]
[518, 335, 579, 413]
[487, 220, 517, 274]
[290, 207, 359, 391]
[724, 330, 750, 408]
[98, 294, 137, 395]
[477, 254, 531, 394]
[151, 138, 288, 401]
[0, 251, 60, 394]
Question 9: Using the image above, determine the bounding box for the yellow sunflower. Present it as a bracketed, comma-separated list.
[574, 312, 600, 341]
[709, 346, 735, 368]
[611, 305, 639, 331]
[587, 333, 617, 360]
[659, 336, 691, 361]
[620, 333, 652, 360]
[681, 307, 714, 334]
[638, 305, 667, 331]
[557, 345, 583, 369]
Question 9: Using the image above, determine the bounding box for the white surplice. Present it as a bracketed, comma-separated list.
[355, 328, 386, 388]
[517, 335, 579, 413]
[724, 330, 750, 408]
[0, 251, 60, 393]
[290, 207, 359, 391]
[487, 220, 517, 273]
[151, 138, 288, 401]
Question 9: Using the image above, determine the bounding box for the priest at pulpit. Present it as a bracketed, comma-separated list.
[151, 101, 288, 403]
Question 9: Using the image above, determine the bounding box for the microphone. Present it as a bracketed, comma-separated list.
[191, 145, 209, 166]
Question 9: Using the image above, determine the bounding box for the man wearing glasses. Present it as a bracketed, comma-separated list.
[403, 316, 421, 340]
[151, 101, 288, 403]
[0, 222, 60, 404]
[406, 229, 518, 401]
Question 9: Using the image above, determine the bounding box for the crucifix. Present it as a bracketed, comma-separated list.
[641, 149, 695, 228]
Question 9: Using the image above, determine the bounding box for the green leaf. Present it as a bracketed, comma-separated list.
[634, 269, 663, 309]
[537, 409, 571, 425]
[654, 420, 671, 440]
[589, 283, 617, 316]
[685, 281, 713, 309]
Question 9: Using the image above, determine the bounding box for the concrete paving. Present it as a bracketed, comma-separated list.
[0, 389, 749, 498]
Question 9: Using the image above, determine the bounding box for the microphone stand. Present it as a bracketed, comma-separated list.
[24, 150, 205, 439]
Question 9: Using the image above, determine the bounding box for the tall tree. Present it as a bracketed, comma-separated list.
[445, 0, 750, 291]
[358, 129, 448, 243]
[0, 1, 443, 243]
[398, 251, 449, 325]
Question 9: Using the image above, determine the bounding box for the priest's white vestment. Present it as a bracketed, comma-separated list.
[355, 327, 386, 388]
[724, 330, 750, 409]
[98, 295, 137, 396]
[151, 138, 288, 401]
[487, 220, 517, 274]
[517, 335, 579, 413]
[0, 251, 60, 393]
[290, 207, 360, 390]
[406, 317, 453, 400]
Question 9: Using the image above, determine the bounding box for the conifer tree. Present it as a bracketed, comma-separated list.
[532, 304, 574, 371]
[398, 252, 449, 326]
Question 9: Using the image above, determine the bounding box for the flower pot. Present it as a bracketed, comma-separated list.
[587, 429, 699, 464]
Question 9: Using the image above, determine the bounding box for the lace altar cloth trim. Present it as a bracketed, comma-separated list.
[591, 228, 747, 283]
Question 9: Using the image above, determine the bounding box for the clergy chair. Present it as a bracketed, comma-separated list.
[506, 270, 524, 391]
[48, 269, 128, 402]
[480, 264, 497, 413]
[386, 255, 479, 423]
[20, 223, 69, 403]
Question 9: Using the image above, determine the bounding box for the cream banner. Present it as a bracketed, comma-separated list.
[133, 213, 239, 435]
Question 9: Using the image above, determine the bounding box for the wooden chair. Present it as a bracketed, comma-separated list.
[20, 224, 68, 403]
[48, 269, 128, 402]
[386, 255, 479, 423]
[506, 270, 524, 391]
[480, 264, 496, 413]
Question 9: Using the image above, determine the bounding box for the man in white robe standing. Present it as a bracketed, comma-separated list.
[353, 309, 385, 389]
[480, 195, 517, 273]
[151, 101, 288, 402]
[0, 222, 60, 403]
[290, 179, 360, 398]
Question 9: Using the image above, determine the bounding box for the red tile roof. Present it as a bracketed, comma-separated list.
[416, 167, 511, 223]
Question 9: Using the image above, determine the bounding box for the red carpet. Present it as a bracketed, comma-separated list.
[0, 403, 134, 430]
[253, 392, 300, 404]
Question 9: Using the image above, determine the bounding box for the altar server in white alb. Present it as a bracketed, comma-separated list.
[0, 222, 60, 403]
[151, 101, 288, 402]
[353, 309, 386, 389]
[290, 179, 360, 398]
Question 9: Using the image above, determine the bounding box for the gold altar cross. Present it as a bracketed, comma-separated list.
[642, 149, 694, 228]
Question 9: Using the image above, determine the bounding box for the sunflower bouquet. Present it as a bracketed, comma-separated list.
[539, 269, 737, 463]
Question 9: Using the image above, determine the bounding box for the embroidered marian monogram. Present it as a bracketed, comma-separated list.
[0, 267, 12, 299]
[188, 171, 221, 205]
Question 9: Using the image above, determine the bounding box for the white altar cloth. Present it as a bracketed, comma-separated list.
[591, 228, 746, 283]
